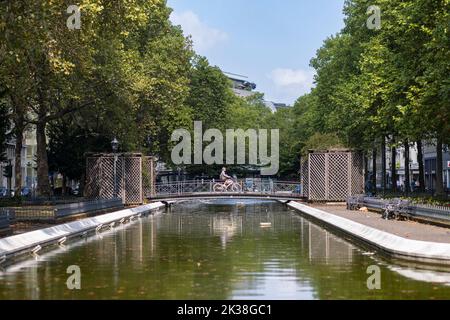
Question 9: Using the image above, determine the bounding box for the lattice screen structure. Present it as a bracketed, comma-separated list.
[142, 156, 156, 198]
[303, 150, 364, 202]
[85, 154, 155, 205]
[300, 159, 309, 199]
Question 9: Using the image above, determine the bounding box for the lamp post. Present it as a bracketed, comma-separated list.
[146, 135, 157, 197]
[111, 137, 119, 200]
[3, 160, 12, 197]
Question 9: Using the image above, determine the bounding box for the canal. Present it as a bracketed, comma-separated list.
[0, 200, 450, 299]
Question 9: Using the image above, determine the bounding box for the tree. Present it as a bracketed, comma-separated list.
[1, 0, 195, 195]
[265, 107, 299, 179]
[303, 0, 449, 196]
[187, 56, 233, 131]
[301, 133, 345, 156]
[180, 56, 235, 177]
[0, 93, 10, 163]
[132, 14, 194, 162]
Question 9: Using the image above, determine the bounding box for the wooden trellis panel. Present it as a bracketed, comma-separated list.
[85, 154, 151, 205]
[124, 157, 142, 205]
[300, 159, 309, 199]
[305, 151, 364, 202]
[328, 153, 350, 201]
[142, 156, 156, 198]
[309, 153, 326, 201]
[85, 157, 101, 199]
[351, 152, 364, 196]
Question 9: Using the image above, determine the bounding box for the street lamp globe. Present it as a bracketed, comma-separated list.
[111, 137, 119, 153]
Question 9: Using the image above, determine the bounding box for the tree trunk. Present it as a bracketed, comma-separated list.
[381, 137, 386, 194]
[391, 138, 397, 193]
[10, 96, 26, 197]
[404, 140, 410, 195]
[417, 140, 425, 193]
[62, 173, 67, 196]
[435, 137, 444, 196]
[79, 172, 85, 197]
[372, 148, 377, 195]
[36, 121, 51, 196]
[364, 152, 369, 185]
[14, 129, 23, 196]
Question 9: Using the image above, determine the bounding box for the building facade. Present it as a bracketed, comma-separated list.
[423, 141, 450, 190]
[367, 140, 449, 191]
[224, 72, 289, 113]
[0, 128, 37, 192]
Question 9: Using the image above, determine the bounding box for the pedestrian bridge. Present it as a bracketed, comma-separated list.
[147, 180, 305, 202]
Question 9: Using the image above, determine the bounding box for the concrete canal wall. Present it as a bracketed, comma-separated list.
[0, 202, 165, 264]
[287, 202, 450, 265]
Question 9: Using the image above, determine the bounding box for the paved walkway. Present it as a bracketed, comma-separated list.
[311, 204, 450, 244]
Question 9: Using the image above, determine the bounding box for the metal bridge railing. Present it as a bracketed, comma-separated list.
[149, 180, 303, 199]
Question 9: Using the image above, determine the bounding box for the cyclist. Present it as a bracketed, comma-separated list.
[220, 167, 234, 189]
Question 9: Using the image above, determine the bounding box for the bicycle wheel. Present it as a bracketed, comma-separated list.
[231, 183, 242, 192]
[213, 184, 224, 192]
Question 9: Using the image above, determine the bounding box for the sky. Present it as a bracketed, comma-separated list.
[167, 0, 346, 105]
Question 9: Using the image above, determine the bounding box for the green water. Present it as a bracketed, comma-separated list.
[1, 200, 450, 300]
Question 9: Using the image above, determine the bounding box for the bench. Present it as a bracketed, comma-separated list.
[382, 199, 411, 220]
[346, 195, 365, 210]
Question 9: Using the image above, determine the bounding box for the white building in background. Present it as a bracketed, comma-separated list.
[0, 128, 37, 191]
[225, 72, 257, 98]
[368, 143, 419, 189]
[367, 140, 450, 191]
[24, 129, 38, 189]
[224, 72, 289, 113]
[423, 141, 450, 190]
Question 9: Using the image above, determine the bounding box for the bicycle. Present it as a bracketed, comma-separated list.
[213, 180, 242, 192]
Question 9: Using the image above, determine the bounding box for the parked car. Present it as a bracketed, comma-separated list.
[21, 187, 32, 197]
[0, 187, 15, 197]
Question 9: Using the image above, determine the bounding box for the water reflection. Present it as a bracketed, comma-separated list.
[212, 215, 242, 249]
[0, 201, 450, 299]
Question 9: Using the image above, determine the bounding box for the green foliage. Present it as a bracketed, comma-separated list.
[1, 0, 195, 185]
[180, 56, 237, 177]
[47, 115, 111, 181]
[2, 0, 448, 186]
[227, 93, 273, 130]
[301, 133, 345, 156]
[262, 0, 449, 183]
[187, 56, 234, 131]
[300, 0, 449, 155]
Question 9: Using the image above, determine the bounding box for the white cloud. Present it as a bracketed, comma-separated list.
[268, 68, 315, 103]
[270, 68, 315, 93]
[170, 11, 228, 52]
